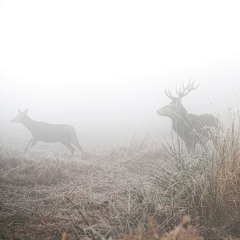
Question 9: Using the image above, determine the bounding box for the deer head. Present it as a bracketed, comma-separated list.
[11, 109, 28, 123]
[157, 80, 199, 119]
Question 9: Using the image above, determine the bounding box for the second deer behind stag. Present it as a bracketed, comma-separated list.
[157, 80, 219, 151]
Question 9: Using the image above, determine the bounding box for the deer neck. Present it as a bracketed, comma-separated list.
[172, 109, 191, 133]
[21, 116, 38, 132]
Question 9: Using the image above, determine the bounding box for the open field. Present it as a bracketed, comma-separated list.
[0, 137, 165, 239]
[1, 120, 240, 239]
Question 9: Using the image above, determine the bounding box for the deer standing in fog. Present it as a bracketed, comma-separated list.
[157, 80, 219, 151]
[11, 109, 83, 156]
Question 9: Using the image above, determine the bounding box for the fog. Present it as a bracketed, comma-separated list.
[1, 1, 240, 149]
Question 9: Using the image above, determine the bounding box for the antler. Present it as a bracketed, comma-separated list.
[164, 88, 176, 100]
[164, 80, 199, 100]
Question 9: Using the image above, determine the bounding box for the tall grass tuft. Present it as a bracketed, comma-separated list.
[153, 112, 240, 238]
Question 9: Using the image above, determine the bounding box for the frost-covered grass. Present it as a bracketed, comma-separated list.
[1, 114, 240, 239]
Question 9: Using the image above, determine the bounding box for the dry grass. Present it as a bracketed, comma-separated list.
[117, 216, 203, 240]
[1, 114, 240, 239]
[0, 143, 165, 239]
[151, 113, 240, 239]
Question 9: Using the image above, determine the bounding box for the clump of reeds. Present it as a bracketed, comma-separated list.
[152, 111, 240, 238]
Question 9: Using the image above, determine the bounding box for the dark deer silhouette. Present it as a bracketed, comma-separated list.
[157, 80, 219, 151]
[11, 109, 83, 156]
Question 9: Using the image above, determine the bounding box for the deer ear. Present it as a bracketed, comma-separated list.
[24, 108, 28, 114]
[18, 109, 22, 114]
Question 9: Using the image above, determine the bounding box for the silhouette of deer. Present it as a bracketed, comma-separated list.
[11, 109, 83, 156]
[157, 80, 219, 151]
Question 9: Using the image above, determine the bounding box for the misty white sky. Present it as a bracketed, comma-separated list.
[1, 1, 239, 81]
[1, 0, 240, 143]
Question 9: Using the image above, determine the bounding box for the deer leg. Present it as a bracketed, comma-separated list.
[213, 140, 219, 150]
[71, 139, 83, 152]
[24, 139, 33, 153]
[186, 142, 196, 153]
[61, 141, 75, 157]
[29, 139, 38, 149]
[24, 139, 38, 153]
[70, 131, 83, 152]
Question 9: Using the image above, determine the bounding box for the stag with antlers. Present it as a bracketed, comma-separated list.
[157, 80, 219, 151]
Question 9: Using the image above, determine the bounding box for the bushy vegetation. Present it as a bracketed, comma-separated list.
[150, 114, 240, 239]
[1, 114, 240, 239]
